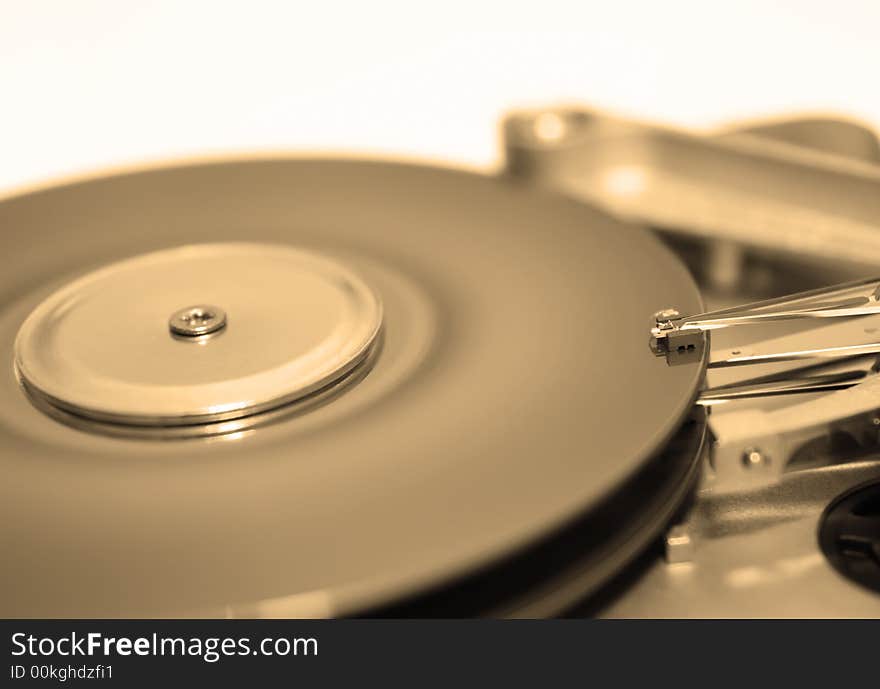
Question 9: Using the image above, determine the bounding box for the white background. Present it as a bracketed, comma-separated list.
[1, 0, 879, 192]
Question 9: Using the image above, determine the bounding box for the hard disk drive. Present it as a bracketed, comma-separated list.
[2, 106, 880, 618]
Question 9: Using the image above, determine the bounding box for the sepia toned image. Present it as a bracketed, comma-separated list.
[2, 1, 880, 624]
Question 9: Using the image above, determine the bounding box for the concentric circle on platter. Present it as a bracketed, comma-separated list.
[13, 242, 383, 427]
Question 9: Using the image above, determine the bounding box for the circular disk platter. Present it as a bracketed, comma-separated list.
[14, 243, 382, 433]
[0, 159, 705, 617]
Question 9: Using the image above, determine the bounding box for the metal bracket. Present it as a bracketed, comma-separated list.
[502, 106, 880, 289]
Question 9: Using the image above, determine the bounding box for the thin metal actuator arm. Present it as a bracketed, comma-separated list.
[696, 368, 869, 405]
[658, 277, 880, 334]
[651, 276, 880, 367]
